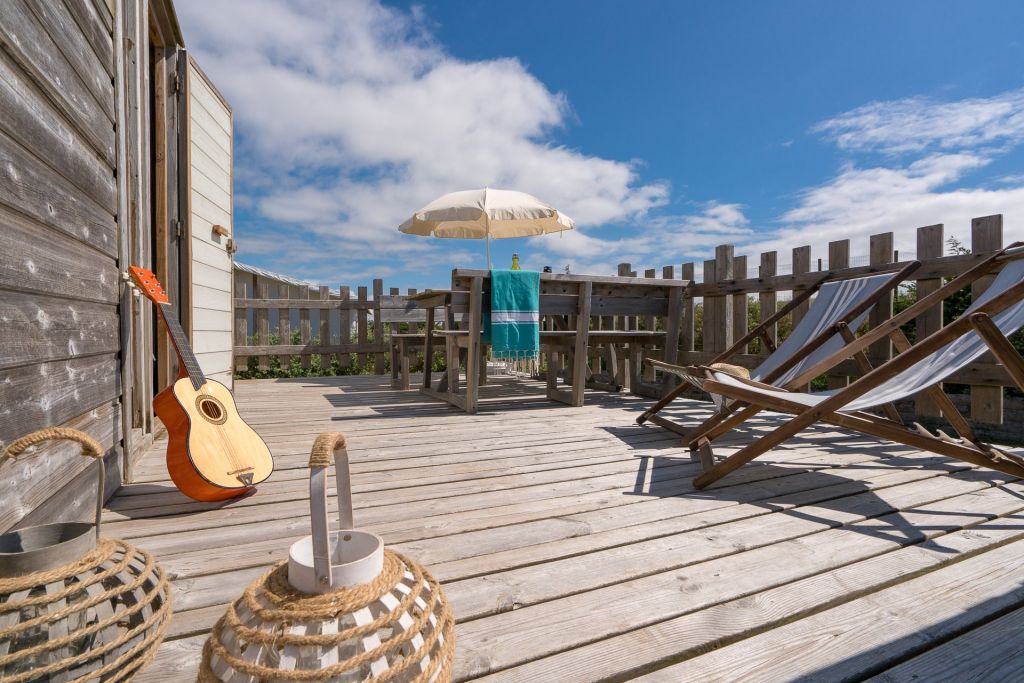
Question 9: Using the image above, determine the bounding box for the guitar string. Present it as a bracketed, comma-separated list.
[158, 302, 250, 479]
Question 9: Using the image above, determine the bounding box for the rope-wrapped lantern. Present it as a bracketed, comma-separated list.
[0, 428, 172, 681]
[201, 431, 455, 682]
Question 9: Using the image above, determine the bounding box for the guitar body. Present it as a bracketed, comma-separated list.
[154, 377, 274, 501]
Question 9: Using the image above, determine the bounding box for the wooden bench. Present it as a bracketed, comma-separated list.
[378, 294, 447, 389]
[540, 329, 668, 392]
[431, 270, 690, 413]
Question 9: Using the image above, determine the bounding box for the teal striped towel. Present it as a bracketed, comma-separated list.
[483, 269, 540, 360]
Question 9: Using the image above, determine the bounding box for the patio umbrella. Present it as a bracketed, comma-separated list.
[398, 187, 575, 269]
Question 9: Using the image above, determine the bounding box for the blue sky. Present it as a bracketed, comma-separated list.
[177, 1, 1024, 289]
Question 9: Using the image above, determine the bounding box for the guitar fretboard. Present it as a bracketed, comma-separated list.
[159, 303, 207, 390]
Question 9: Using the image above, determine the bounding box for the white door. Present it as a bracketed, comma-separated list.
[184, 57, 235, 388]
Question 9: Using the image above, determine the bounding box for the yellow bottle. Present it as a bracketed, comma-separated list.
[511, 253, 521, 270]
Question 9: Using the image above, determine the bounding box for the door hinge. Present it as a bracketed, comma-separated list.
[174, 219, 184, 239]
[172, 72, 181, 93]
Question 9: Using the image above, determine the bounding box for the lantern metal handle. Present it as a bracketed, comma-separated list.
[307, 432, 354, 588]
[2, 428, 106, 540]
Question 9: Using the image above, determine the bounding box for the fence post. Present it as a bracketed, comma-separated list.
[662, 265, 681, 390]
[971, 215, 1004, 424]
[358, 285, 369, 371]
[234, 279, 248, 373]
[732, 255, 747, 354]
[318, 285, 331, 372]
[388, 286, 400, 384]
[791, 245, 811, 330]
[868, 232, 895, 364]
[407, 287, 420, 374]
[257, 282, 270, 371]
[681, 262, 695, 356]
[299, 285, 312, 371]
[617, 263, 631, 387]
[373, 279, 385, 374]
[339, 285, 351, 371]
[915, 225, 944, 416]
[704, 244, 734, 354]
[617, 262, 632, 330]
[826, 239, 850, 389]
[758, 251, 777, 356]
[278, 283, 292, 371]
[703, 259, 716, 353]
[642, 268, 657, 381]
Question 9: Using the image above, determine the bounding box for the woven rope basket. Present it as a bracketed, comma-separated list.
[200, 432, 455, 682]
[0, 428, 172, 682]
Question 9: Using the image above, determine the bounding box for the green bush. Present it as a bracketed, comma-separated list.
[235, 328, 445, 380]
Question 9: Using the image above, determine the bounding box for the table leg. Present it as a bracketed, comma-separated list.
[445, 333, 458, 399]
[399, 339, 411, 390]
[571, 281, 592, 407]
[466, 276, 483, 414]
[479, 344, 488, 386]
[423, 306, 435, 390]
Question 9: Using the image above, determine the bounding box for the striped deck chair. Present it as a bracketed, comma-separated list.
[690, 245, 1024, 489]
[637, 262, 921, 443]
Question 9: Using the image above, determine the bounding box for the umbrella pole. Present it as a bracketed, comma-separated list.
[486, 232, 492, 270]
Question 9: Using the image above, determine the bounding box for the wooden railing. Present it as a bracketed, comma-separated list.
[232, 213, 1020, 425]
[233, 276, 431, 375]
[616, 214, 1017, 425]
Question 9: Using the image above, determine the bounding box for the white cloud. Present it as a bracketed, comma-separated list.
[813, 89, 1024, 154]
[524, 201, 754, 275]
[527, 87, 1024, 277]
[744, 154, 1024, 261]
[744, 89, 1024, 266]
[175, 0, 668, 282]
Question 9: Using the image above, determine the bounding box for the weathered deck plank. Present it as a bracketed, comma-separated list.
[122, 375, 1024, 682]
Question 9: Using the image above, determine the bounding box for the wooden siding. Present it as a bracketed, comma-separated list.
[0, 0, 122, 531]
[187, 58, 234, 388]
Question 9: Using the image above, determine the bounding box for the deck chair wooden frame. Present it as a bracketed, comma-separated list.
[689, 243, 1024, 489]
[637, 261, 921, 440]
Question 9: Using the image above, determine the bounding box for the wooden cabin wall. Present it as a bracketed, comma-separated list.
[186, 59, 235, 388]
[0, 0, 124, 530]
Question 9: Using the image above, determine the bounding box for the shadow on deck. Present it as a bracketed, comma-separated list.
[115, 374, 1024, 682]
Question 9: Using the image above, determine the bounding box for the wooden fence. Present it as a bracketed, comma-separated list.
[615, 214, 1016, 425]
[232, 213, 1020, 426]
[233, 271, 431, 375]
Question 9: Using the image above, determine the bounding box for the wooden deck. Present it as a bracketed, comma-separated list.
[112, 375, 1024, 682]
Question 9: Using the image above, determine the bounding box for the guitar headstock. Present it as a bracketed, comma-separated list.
[128, 266, 170, 304]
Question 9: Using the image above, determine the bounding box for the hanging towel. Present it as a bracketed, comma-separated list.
[483, 269, 540, 360]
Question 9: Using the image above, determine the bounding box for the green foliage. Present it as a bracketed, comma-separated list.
[693, 296, 793, 355]
[900, 236, 1024, 397]
[234, 328, 445, 380]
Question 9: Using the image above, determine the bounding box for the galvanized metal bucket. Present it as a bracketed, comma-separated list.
[0, 427, 105, 578]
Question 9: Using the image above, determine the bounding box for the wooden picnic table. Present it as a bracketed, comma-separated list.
[411, 271, 690, 414]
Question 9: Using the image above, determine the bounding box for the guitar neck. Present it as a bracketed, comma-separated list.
[157, 303, 207, 390]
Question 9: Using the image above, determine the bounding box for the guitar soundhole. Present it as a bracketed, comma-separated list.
[195, 395, 228, 425]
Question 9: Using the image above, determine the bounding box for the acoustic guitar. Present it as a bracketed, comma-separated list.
[129, 266, 274, 501]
